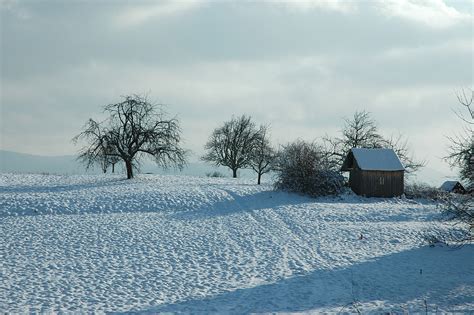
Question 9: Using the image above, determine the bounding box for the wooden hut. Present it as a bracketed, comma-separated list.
[439, 181, 466, 194]
[341, 148, 405, 197]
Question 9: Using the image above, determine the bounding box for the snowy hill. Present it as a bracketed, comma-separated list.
[0, 174, 472, 313]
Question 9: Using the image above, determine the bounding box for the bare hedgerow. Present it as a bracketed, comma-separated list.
[404, 182, 447, 200]
[274, 140, 344, 197]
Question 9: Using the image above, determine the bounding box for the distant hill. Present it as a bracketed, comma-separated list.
[0, 150, 254, 179]
[0, 150, 85, 175]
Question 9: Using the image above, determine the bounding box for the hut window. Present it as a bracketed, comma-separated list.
[379, 177, 385, 185]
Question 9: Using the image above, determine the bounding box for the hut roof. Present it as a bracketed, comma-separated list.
[439, 180, 464, 192]
[341, 148, 405, 171]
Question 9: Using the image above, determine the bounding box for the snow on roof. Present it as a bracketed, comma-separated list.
[439, 180, 462, 191]
[350, 148, 405, 171]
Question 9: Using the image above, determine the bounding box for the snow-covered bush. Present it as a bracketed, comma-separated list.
[274, 140, 344, 197]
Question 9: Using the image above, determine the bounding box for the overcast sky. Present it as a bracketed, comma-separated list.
[1, 0, 472, 177]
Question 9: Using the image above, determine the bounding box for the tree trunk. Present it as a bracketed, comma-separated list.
[125, 160, 133, 179]
[232, 168, 237, 178]
[257, 172, 262, 185]
[112, 163, 115, 173]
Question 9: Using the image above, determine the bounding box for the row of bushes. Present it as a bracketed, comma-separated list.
[206, 139, 345, 197]
[206, 139, 466, 200]
[404, 183, 448, 200]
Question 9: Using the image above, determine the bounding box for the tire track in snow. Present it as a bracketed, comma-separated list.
[242, 205, 317, 276]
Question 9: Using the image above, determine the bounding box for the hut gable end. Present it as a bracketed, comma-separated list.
[440, 181, 466, 194]
[341, 151, 357, 171]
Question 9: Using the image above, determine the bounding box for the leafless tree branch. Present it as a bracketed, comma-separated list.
[73, 94, 186, 179]
[202, 115, 261, 178]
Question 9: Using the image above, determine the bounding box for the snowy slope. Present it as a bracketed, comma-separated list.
[0, 174, 472, 313]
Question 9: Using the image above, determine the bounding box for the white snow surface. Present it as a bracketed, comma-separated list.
[0, 173, 472, 313]
[351, 148, 405, 171]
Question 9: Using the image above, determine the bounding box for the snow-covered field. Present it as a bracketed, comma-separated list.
[0, 173, 472, 313]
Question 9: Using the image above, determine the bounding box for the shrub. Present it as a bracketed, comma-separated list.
[206, 171, 225, 178]
[404, 182, 446, 200]
[274, 140, 344, 197]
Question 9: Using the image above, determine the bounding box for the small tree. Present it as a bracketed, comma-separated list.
[274, 140, 344, 197]
[108, 153, 121, 173]
[202, 115, 261, 178]
[73, 94, 186, 179]
[103, 140, 121, 173]
[249, 126, 275, 185]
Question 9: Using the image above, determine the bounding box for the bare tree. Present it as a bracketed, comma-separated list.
[73, 94, 186, 179]
[455, 89, 474, 122]
[323, 110, 424, 174]
[73, 118, 111, 173]
[446, 89, 473, 188]
[440, 88, 474, 243]
[249, 126, 275, 185]
[341, 110, 384, 149]
[323, 110, 384, 170]
[382, 133, 426, 174]
[202, 115, 261, 178]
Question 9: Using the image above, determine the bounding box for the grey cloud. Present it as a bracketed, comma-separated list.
[1, 1, 472, 177]
[2, 2, 471, 79]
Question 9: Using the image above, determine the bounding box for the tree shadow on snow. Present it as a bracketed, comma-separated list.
[172, 189, 428, 221]
[2, 180, 438, 218]
[172, 189, 314, 220]
[130, 245, 474, 314]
